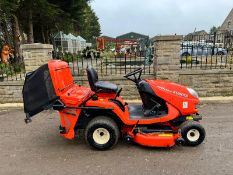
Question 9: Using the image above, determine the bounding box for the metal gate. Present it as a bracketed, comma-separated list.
[53, 50, 154, 78]
[180, 31, 233, 70]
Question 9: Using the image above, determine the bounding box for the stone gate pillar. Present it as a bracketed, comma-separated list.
[21, 43, 53, 73]
[153, 35, 183, 77]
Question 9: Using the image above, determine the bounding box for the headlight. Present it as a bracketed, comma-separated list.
[187, 88, 199, 98]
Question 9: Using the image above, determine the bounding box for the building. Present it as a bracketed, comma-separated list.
[218, 8, 233, 48]
[184, 30, 209, 41]
[116, 32, 149, 41]
[53, 31, 87, 53]
[96, 32, 149, 51]
[100, 35, 115, 42]
[219, 8, 233, 33]
[116, 32, 149, 50]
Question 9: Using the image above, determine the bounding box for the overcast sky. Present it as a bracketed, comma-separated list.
[91, 0, 233, 37]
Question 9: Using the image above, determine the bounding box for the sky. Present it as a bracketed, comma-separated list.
[91, 0, 233, 38]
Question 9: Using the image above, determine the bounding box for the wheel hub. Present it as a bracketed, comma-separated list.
[93, 128, 110, 145]
[187, 129, 200, 142]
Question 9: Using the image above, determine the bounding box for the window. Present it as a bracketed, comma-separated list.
[228, 21, 231, 28]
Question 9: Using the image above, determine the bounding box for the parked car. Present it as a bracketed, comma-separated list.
[180, 42, 227, 57]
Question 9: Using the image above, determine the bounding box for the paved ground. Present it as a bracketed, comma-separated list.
[0, 103, 233, 175]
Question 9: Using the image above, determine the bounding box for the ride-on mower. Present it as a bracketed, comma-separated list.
[23, 60, 205, 150]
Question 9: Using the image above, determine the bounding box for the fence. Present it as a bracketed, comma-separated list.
[0, 56, 25, 81]
[53, 49, 154, 77]
[2, 32, 233, 82]
[0, 49, 154, 82]
[1, 38, 233, 103]
[180, 32, 233, 70]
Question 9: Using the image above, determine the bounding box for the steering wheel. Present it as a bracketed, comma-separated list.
[124, 68, 143, 83]
[124, 68, 143, 78]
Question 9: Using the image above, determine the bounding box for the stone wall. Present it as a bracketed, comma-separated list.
[0, 81, 23, 103]
[153, 35, 233, 97]
[157, 70, 233, 97]
[0, 43, 53, 104]
[0, 75, 151, 103]
[21, 43, 53, 73]
[1, 70, 232, 104]
[153, 35, 182, 72]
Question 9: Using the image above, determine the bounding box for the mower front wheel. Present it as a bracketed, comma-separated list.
[180, 121, 205, 146]
[84, 116, 120, 150]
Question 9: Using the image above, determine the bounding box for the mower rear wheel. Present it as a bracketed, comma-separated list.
[84, 116, 120, 150]
[180, 121, 205, 146]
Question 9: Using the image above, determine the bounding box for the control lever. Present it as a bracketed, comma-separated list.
[114, 88, 122, 99]
[144, 99, 161, 116]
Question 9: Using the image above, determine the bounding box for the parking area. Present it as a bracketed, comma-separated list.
[0, 103, 233, 175]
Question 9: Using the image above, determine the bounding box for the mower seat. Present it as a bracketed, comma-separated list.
[86, 66, 118, 93]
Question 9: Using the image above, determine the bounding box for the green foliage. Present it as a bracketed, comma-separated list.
[77, 4, 101, 42]
[0, 62, 24, 76]
[63, 52, 74, 62]
[181, 56, 192, 64]
[105, 42, 115, 51]
[102, 51, 125, 59]
[116, 52, 125, 58]
[0, 0, 101, 45]
[0, 0, 20, 44]
[102, 51, 115, 59]
[210, 26, 220, 35]
[76, 53, 82, 60]
[0, 64, 13, 76]
[12, 63, 24, 73]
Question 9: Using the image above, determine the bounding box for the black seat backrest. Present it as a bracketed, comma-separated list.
[138, 80, 156, 110]
[86, 66, 98, 91]
[138, 80, 166, 110]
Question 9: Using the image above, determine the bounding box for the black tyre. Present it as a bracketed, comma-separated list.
[182, 52, 191, 57]
[84, 116, 120, 150]
[180, 121, 205, 146]
[216, 51, 224, 56]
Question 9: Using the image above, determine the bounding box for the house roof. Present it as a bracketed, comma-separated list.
[183, 30, 208, 41]
[100, 35, 115, 40]
[77, 36, 86, 42]
[220, 8, 233, 32]
[116, 32, 148, 40]
[67, 33, 77, 40]
[53, 31, 86, 41]
[53, 31, 72, 40]
[186, 30, 208, 36]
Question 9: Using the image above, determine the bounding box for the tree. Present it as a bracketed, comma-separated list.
[18, 0, 64, 43]
[0, 0, 21, 55]
[76, 4, 101, 42]
[0, 0, 101, 53]
[210, 26, 220, 34]
[48, 0, 101, 42]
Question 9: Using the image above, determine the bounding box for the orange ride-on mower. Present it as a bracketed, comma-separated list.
[23, 60, 205, 150]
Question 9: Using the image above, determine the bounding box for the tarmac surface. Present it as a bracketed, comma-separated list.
[0, 103, 233, 175]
